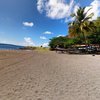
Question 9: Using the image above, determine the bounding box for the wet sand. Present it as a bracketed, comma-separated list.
[0, 50, 100, 100]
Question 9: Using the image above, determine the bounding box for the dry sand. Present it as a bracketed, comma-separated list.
[0, 50, 100, 100]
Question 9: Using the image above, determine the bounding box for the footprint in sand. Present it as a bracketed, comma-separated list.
[37, 98, 42, 100]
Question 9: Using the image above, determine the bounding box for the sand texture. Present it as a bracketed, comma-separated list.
[0, 50, 100, 100]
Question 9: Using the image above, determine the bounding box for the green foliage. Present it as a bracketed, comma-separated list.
[35, 47, 49, 52]
[49, 8, 100, 50]
[87, 34, 100, 44]
[23, 46, 37, 50]
[73, 37, 83, 44]
[86, 17, 100, 44]
[49, 37, 68, 49]
[94, 17, 100, 34]
[69, 6, 95, 44]
[49, 36, 83, 49]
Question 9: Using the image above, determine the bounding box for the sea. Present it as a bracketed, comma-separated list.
[0, 43, 24, 50]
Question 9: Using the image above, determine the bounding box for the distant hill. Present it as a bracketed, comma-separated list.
[0, 43, 24, 50]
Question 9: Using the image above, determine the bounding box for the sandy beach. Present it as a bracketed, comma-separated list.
[0, 50, 100, 100]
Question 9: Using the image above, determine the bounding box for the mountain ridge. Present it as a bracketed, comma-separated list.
[0, 43, 24, 50]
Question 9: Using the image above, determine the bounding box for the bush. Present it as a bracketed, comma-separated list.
[49, 36, 83, 49]
[49, 37, 68, 49]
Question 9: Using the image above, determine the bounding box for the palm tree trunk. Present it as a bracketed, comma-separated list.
[82, 32, 87, 45]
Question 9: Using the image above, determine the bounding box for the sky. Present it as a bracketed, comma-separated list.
[0, 0, 100, 47]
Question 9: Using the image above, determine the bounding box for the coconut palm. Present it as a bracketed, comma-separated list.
[69, 7, 94, 44]
[68, 22, 80, 38]
[94, 17, 100, 35]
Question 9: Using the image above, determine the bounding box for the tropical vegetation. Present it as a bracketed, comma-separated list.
[49, 6, 100, 50]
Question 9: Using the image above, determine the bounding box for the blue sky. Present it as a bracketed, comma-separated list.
[0, 0, 100, 46]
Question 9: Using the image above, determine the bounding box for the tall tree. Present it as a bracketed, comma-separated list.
[94, 17, 100, 35]
[69, 7, 94, 44]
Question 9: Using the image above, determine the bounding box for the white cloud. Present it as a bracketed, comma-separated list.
[37, 0, 100, 22]
[40, 36, 47, 40]
[37, 0, 75, 20]
[24, 37, 35, 46]
[73, 4, 79, 14]
[57, 34, 65, 37]
[64, 4, 79, 22]
[37, 0, 45, 13]
[43, 31, 53, 34]
[42, 42, 49, 47]
[85, 0, 100, 20]
[23, 22, 34, 27]
[65, 17, 75, 22]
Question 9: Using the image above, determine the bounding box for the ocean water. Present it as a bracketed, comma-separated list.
[0, 44, 24, 50]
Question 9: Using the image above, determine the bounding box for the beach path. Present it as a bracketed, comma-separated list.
[0, 50, 100, 100]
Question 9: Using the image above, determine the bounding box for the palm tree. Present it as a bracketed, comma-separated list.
[94, 17, 100, 35]
[68, 22, 81, 38]
[69, 7, 94, 44]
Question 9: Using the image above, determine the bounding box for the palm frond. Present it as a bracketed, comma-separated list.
[84, 7, 92, 16]
[86, 13, 94, 19]
[70, 13, 76, 17]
